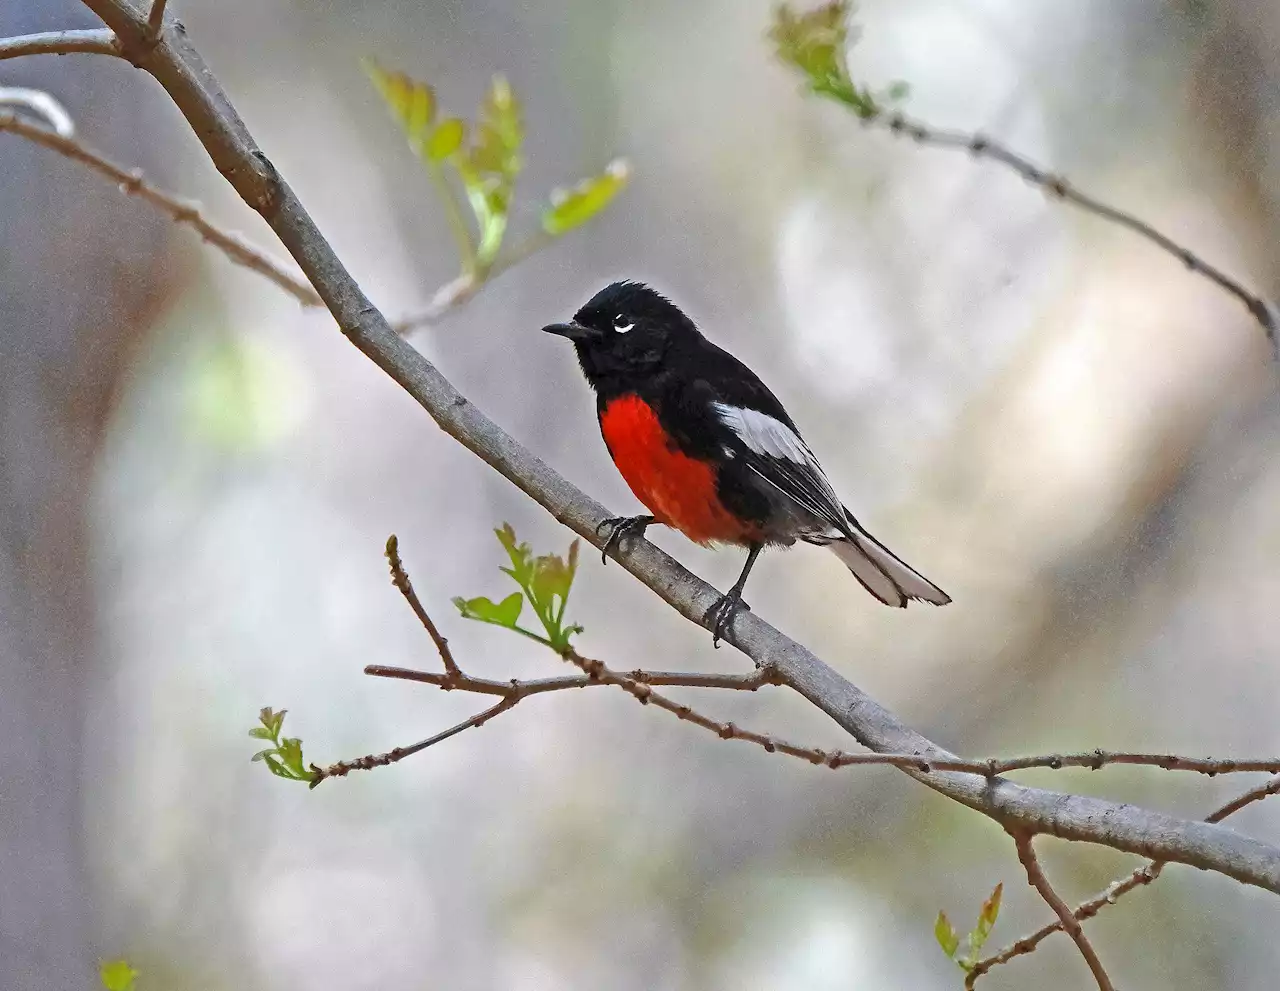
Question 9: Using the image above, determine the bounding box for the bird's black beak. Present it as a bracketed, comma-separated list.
[542, 321, 595, 341]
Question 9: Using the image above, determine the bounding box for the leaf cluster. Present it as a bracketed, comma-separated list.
[770, 1, 908, 119]
[453, 524, 583, 652]
[934, 883, 1003, 975]
[248, 707, 315, 784]
[364, 62, 629, 277]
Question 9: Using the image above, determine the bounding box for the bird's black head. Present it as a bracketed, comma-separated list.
[543, 281, 697, 389]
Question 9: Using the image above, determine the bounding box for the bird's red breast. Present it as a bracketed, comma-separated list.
[599, 394, 761, 546]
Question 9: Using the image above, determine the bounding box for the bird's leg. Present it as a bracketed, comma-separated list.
[705, 543, 762, 648]
[596, 514, 657, 564]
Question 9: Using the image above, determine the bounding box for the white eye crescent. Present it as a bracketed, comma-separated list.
[613, 315, 634, 333]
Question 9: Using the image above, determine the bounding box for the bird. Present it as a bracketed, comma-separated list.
[542, 280, 951, 646]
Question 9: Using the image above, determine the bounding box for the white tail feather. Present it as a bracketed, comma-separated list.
[828, 536, 951, 608]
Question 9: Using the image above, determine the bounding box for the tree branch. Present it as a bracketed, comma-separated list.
[0, 28, 119, 61]
[365, 663, 779, 695]
[315, 543, 788, 785]
[867, 109, 1278, 350]
[0, 110, 321, 306]
[955, 751, 1280, 777]
[384, 534, 460, 676]
[969, 773, 1280, 986]
[368, 661, 1280, 779]
[1011, 830, 1116, 991]
[310, 697, 516, 785]
[74, 0, 1280, 895]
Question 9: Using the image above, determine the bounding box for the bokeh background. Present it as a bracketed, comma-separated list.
[6, 0, 1280, 988]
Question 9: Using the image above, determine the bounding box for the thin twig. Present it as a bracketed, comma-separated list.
[146, 0, 168, 44]
[0, 87, 75, 137]
[868, 109, 1278, 350]
[385, 535, 459, 676]
[365, 663, 779, 695]
[955, 750, 1280, 777]
[0, 112, 321, 307]
[1011, 831, 1116, 991]
[310, 697, 514, 786]
[369, 658, 1280, 778]
[0, 28, 119, 61]
[1209, 773, 1280, 822]
[365, 663, 1280, 780]
[969, 774, 1280, 986]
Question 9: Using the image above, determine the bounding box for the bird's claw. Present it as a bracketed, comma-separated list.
[704, 591, 750, 649]
[597, 515, 653, 564]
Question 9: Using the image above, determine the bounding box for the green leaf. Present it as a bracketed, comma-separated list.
[427, 118, 465, 161]
[468, 75, 522, 179]
[100, 959, 139, 991]
[266, 707, 287, 739]
[934, 910, 960, 959]
[454, 592, 524, 628]
[495, 523, 534, 585]
[364, 60, 436, 146]
[248, 726, 274, 741]
[278, 737, 307, 778]
[542, 159, 630, 235]
[971, 882, 1002, 949]
[250, 749, 272, 763]
[531, 543, 578, 607]
[770, 1, 853, 84]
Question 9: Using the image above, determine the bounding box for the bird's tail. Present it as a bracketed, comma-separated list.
[826, 525, 951, 608]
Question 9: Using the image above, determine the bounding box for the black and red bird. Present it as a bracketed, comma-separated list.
[543, 281, 951, 644]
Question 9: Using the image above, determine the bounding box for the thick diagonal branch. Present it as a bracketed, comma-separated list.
[75, 0, 1280, 895]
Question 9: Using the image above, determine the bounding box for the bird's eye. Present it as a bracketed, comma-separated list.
[613, 314, 634, 334]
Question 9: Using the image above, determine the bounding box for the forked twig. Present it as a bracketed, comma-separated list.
[1010, 830, 1115, 991]
[969, 774, 1280, 985]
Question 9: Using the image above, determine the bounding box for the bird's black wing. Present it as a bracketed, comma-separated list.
[680, 339, 852, 538]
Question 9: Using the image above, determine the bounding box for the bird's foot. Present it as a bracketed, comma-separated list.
[596, 515, 655, 564]
[704, 590, 750, 649]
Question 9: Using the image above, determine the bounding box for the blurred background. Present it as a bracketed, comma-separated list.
[5, 0, 1280, 988]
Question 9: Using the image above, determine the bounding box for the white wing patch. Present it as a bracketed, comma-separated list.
[711, 403, 811, 464]
[711, 402, 850, 531]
